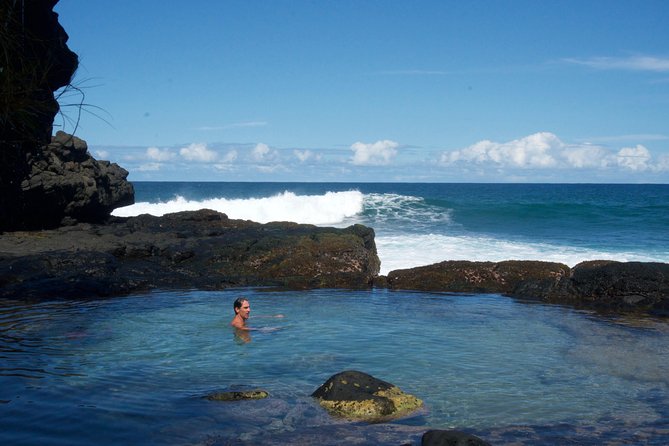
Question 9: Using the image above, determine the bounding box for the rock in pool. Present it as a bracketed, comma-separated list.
[311, 370, 423, 422]
[421, 429, 492, 446]
[205, 389, 269, 401]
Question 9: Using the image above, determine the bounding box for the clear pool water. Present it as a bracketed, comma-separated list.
[1, 289, 668, 445]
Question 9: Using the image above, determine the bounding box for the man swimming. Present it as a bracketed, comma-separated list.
[230, 297, 251, 330]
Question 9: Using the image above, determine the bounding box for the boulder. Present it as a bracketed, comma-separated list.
[311, 370, 423, 422]
[19, 131, 135, 228]
[383, 259, 669, 315]
[385, 260, 569, 295]
[422, 429, 492, 446]
[551, 261, 669, 314]
[0, 210, 380, 298]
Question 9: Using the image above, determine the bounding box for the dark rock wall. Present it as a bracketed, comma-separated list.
[21, 131, 134, 227]
[1, 0, 79, 230]
[1, 0, 134, 231]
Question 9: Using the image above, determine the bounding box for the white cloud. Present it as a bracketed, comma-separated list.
[179, 143, 217, 162]
[442, 132, 560, 168]
[137, 163, 162, 171]
[615, 145, 652, 171]
[252, 143, 272, 161]
[256, 164, 284, 173]
[294, 149, 316, 162]
[563, 55, 669, 72]
[657, 154, 669, 171]
[146, 146, 176, 162]
[350, 140, 399, 165]
[560, 145, 610, 168]
[221, 150, 238, 163]
[95, 150, 110, 159]
[441, 132, 669, 174]
[212, 151, 238, 171]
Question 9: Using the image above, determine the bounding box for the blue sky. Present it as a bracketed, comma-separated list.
[54, 0, 669, 182]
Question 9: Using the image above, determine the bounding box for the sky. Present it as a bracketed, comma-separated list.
[53, 0, 669, 183]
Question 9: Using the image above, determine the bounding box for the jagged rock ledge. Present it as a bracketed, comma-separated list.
[0, 209, 380, 299]
[2, 215, 668, 317]
[379, 260, 669, 317]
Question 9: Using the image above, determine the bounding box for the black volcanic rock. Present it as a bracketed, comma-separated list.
[384, 259, 669, 315]
[385, 260, 570, 295]
[311, 370, 423, 422]
[0, 210, 381, 299]
[422, 429, 492, 446]
[1, 0, 80, 231]
[553, 261, 669, 314]
[20, 131, 134, 228]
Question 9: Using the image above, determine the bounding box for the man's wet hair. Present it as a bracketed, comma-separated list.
[233, 297, 248, 312]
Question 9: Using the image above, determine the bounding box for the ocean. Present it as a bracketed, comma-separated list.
[2, 182, 669, 445]
[115, 182, 669, 274]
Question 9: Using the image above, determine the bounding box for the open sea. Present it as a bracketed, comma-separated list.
[2, 182, 669, 445]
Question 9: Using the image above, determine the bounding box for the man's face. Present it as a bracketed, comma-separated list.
[237, 300, 250, 320]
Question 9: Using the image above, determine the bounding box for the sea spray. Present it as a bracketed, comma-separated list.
[112, 190, 364, 225]
[374, 233, 660, 275]
[114, 183, 669, 274]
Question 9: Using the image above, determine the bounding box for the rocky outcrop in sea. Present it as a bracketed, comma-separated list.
[20, 131, 135, 228]
[382, 260, 669, 316]
[0, 209, 380, 299]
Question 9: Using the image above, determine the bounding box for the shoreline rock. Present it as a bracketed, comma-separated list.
[382, 260, 669, 316]
[20, 131, 135, 228]
[2, 212, 667, 317]
[0, 209, 380, 299]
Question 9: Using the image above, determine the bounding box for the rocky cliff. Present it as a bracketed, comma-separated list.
[1, 0, 133, 231]
[20, 131, 134, 227]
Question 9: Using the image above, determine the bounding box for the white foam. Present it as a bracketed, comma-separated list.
[112, 190, 365, 225]
[362, 193, 452, 225]
[112, 190, 668, 275]
[376, 233, 666, 275]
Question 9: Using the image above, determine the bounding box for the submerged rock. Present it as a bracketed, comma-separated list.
[311, 370, 423, 422]
[0, 210, 380, 299]
[422, 429, 492, 446]
[205, 390, 269, 401]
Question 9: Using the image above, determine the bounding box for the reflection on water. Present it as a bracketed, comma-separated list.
[1, 289, 668, 445]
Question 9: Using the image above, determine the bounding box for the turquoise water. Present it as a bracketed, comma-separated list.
[2, 289, 668, 445]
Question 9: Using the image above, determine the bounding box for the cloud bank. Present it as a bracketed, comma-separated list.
[563, 55, 669, 72]
[350, 140, 399, 165]
[440, 132, 668, 173]
[93, 131, 668, 182]
[179, 143, 217, 162]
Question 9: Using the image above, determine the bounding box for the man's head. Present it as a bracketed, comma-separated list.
[233, 297, 250, 320]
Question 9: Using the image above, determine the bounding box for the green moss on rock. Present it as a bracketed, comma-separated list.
[312, 370, 423, 422]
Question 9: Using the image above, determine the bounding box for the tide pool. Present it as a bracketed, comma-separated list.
[1, 289, 668, 445]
